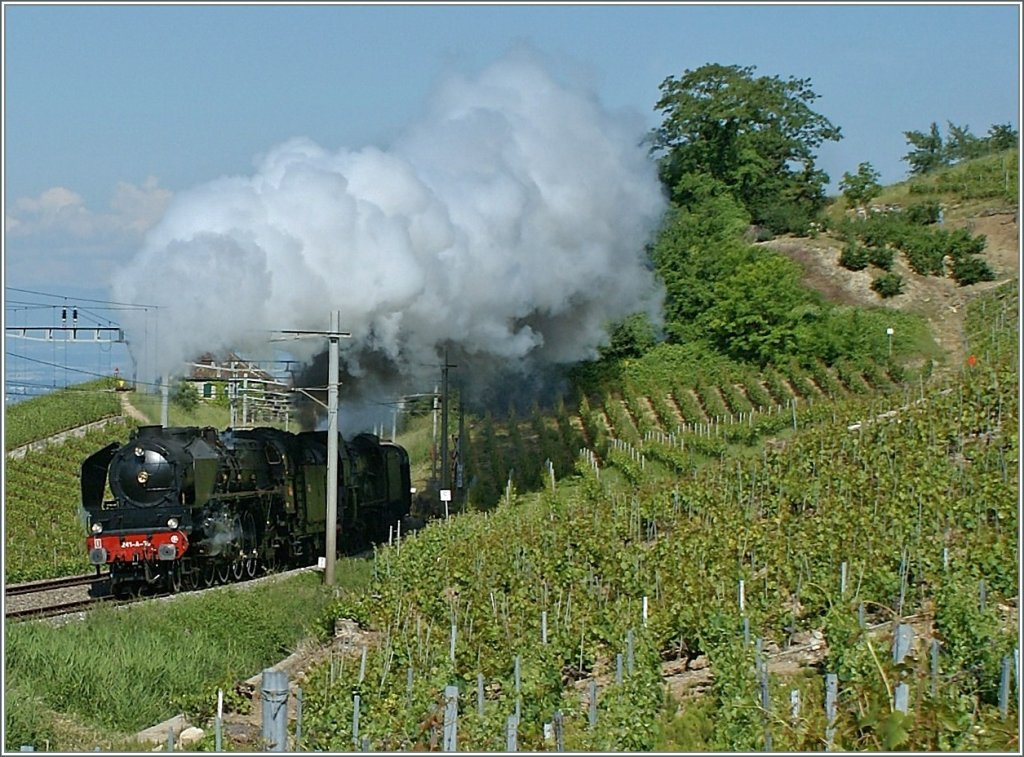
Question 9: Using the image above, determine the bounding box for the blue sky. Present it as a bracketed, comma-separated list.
[2, 1, 1021, 400]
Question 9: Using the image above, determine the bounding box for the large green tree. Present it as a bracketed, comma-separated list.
[649, 178, 755, 342]
[697, 252, 819, 365]
[649, 63, 842, 233]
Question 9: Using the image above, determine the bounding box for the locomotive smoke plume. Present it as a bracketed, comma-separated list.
[112, 48, 666, 428]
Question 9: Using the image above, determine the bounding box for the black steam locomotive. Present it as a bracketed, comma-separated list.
[81, 424, 411, 596]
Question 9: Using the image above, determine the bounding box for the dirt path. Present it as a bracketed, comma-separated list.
[119, 392, 150, 423]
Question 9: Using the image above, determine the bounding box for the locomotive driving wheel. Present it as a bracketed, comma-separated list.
[182, 564, 198, 590]
[231, 517, 245, 580]
[202, 561, 216, 588]
[167, 564, 183, 593]
[242, 512, 259, 578]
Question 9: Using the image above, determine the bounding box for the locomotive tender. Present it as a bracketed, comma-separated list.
[81, 424, 411, 595]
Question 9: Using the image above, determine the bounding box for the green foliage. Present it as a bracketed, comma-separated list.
[934, 576, 1015, 705]
[600, 312, 658, 361]
[949, 253, 996, 286]
[901, 227, 948, 275]
[904, 121, 1018, 179]
[871, 272, 904, 298]
[839, 241, 870, 271]
[903, 122, 946, 176]
[866, 245, 895, 271]
[4, 379, 122, 450]
[5, 425, 137, 582]
[171, 380, 200, 411]
[698, 251, 816, 365]
[985, 123, 1018, 151]
[840, 208, 995, 283]
[5, 573, 332, 734]
[650, 62, 841, 233]
[903, 201, 941, 225]
[703, 640, 763, 751]
[839, 161, 883, 209]
[908, 149, 1018, 203]
[649, 189, 754, 342]
[944, 120, 986, 163]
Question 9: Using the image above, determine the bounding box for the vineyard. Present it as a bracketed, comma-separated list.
[4, 382, 138, 582]
[4, 379, 123, 451]
[1, 281, 1016, 751]
[290, 281, 1017, 751]
[4, 424, 139, 582]
[463, 351, 918, 509]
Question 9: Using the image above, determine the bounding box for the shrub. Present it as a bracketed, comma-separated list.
[871, 272, 904, 298]
[171, 380, 200, 411]
[947, 228, 987, 256]
[839, 242, 870, 271]
[904, 201, 942, 225]
[949, 255, 996, 286]
[901, 229, 946, 275]
[866, 245, 895, 271]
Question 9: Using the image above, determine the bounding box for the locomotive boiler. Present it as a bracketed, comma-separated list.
[81, 424, 411, 596]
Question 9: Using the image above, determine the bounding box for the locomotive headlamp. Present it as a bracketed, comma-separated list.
[91, 522, 103, 534]
[137, 470, 150, 484]
[167, 517, 179, 529]
[134, 446, 145, 458]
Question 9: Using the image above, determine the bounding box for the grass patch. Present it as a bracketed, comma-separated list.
[4, 379, 121, 450]
[126, 390, 233, 428]
[3, 568, 363, 746]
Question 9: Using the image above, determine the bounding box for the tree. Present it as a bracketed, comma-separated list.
[984, 123, 1018, 152]
[839, 162, 882, 211]
[944, 121, 984, 163]
[172, 380, 199, 411]
[649, 184, 754, 342]
[697, 252, 818, 365]
[649, 63, 842, 233]
[600, 313, 658, 361]
[902, 122, 946, 175]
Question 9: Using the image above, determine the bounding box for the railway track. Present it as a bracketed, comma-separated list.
[5, 596, 114, 621]
[4, 565, 324, 622]
[5, 572, 106, 597]
[4, 572, 110, 621]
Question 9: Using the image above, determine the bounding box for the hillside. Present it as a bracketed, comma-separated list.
[763, 200, 1018, 375]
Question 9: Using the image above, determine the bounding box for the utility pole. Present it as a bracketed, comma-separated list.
[161, 376, 170, 427]
[456, 396, 465, 498]
[326, 310, 341, 587]
[431, 385, 439, 482]
[273, 312, 350, 586]
[440, 350, 458, 492]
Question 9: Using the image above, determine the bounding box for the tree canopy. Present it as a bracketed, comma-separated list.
[649, 63, 842, 233]
[903, 121, 1019, 175]
[839, 162, 883, 210]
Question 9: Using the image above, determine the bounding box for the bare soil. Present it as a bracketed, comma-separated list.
[760, 207, 1019, 375]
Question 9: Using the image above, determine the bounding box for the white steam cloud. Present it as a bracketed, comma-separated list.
[112, 50, 666, 408]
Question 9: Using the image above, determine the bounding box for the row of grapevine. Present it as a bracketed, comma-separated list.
[292, 283, 1016, 751]
[460, 352, 908, 513]
[5, 421, 136, 582]
[4, 379, 123, 451]
[297, 367, 1016, 748]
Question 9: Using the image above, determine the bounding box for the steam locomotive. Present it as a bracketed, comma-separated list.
[81, 424, 412, 596]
